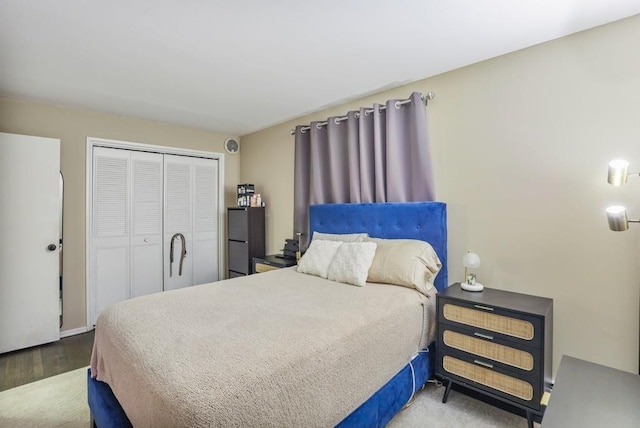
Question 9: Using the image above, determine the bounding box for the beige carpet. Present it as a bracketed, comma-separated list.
[389, 381, 539, 427]
[0, 369, 536, 427]
[0, 367, 90, 428]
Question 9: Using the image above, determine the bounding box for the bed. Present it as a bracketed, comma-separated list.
[88, 201, 448, 427]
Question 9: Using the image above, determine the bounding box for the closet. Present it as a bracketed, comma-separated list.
[89, 144, 221, 326]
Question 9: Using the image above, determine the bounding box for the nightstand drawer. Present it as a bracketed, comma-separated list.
[439, 302, 543, 347]
[252, 255, 297, 274]
[442, 329, 535, 372]
[255, 262, 280, 273]
[442, 355, 538, 405]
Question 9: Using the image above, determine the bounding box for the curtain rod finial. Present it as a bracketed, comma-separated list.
[426, 92, 435, 101]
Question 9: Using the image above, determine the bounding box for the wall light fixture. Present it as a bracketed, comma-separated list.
[606, 159, 640, 231]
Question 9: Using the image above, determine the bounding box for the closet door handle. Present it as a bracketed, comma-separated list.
[47, 244, 57, 251]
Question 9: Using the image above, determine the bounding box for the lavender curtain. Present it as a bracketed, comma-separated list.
[294, 91, 435, 247]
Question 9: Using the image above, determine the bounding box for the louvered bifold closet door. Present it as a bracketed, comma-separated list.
[92, 147, 130, 322]
[163, 155, 219, 290]
[130, 151, 164, 298]
[164, 155, 194, 291]
[192, 157, 219, 285]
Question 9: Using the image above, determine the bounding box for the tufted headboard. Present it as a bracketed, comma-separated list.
[309, 202, 448, 292]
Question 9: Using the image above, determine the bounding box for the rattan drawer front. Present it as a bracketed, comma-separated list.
[443, 304, 534, 340]
[443, 330, 534, 371]
[255, 263, 280, 273]
[443, 356, 534, 401]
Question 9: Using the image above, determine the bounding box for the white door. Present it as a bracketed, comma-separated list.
[130, 151, 164, 298]
[0, 132, 61, 353]
[87, 140, 222, 325]
[164, 155, 194, 291]
[192, 157, 219, 285]
[92, 147, 130, 324]
[91, 148, 165, 325]
[164, 155, 219, 290]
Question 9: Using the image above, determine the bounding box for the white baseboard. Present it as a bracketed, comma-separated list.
[60, 326, 88, 338]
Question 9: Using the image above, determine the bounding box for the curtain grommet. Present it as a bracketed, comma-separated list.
[394, 101, 401, 109]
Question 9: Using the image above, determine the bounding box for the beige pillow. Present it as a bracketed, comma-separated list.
[366, 238, 442, 295]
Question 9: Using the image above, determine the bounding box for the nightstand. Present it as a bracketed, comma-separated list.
[436, 283, 553, 428]
[252, 255, 297, 273]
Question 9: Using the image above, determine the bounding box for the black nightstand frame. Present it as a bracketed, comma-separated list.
[436, 283, 553, 428]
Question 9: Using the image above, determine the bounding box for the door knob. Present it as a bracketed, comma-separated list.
[47, 244, 57, 251]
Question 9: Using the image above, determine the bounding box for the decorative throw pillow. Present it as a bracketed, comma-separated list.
[296, 239, 343, 278]
[327, 242, 378, 287]
[312, 232, 368, 242]
[366, 238, 442, 295]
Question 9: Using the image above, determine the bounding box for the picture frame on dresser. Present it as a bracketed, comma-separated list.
[435, 283, 553, 428]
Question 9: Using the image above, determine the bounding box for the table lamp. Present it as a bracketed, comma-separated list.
[462, 252, 484, 292]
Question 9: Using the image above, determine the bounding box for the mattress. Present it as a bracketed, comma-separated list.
[90, 267, 436, 427]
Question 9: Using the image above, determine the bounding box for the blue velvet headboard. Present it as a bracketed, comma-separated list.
[309, 202, 448, 292]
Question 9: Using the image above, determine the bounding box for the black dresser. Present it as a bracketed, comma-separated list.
[227, 207, 265, 277]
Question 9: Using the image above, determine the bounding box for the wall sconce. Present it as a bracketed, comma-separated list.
[461, 252, 484, 292]
[607, 159, 640, 231]
[606, 206, 640, 231]
[608, 159, 640, 186]
[606, 160, 640, 374]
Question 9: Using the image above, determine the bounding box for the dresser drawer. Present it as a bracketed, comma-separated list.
[228, 240, 249, 274]
[440, 355, 542, 410]
[228, 209, 248, 241]
[441, 327, 538, 373]
[439, 300, 543, 348]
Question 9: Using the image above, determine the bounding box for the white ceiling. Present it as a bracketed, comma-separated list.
[1, 1, 639, 136]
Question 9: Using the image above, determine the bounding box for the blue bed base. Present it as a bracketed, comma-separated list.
[88, 201, 447, 427]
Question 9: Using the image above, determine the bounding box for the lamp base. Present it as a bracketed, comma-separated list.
[461, 282, 484, 292]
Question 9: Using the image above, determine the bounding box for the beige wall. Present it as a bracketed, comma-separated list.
[241, 15, 640, 375]
[0, 97, 240, 332]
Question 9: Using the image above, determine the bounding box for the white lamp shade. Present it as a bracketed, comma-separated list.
[463, 252, 481, 268]
[606, 205, 629, 231]
[608, 159, 629, 186]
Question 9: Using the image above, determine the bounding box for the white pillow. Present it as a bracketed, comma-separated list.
[312, 231, 368, 242]
[296, 239, 343, 278]
[327, 242, 377, 287]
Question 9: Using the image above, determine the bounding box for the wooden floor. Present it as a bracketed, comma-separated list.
[0, 330, 95, 392]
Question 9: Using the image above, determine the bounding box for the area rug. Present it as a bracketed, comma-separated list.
[389, 381, 539, 427]
[0, 368, 536, 427]
[0, 366, 89, 428]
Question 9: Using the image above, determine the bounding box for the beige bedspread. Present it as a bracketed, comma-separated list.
[90, 268, 436, 427]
